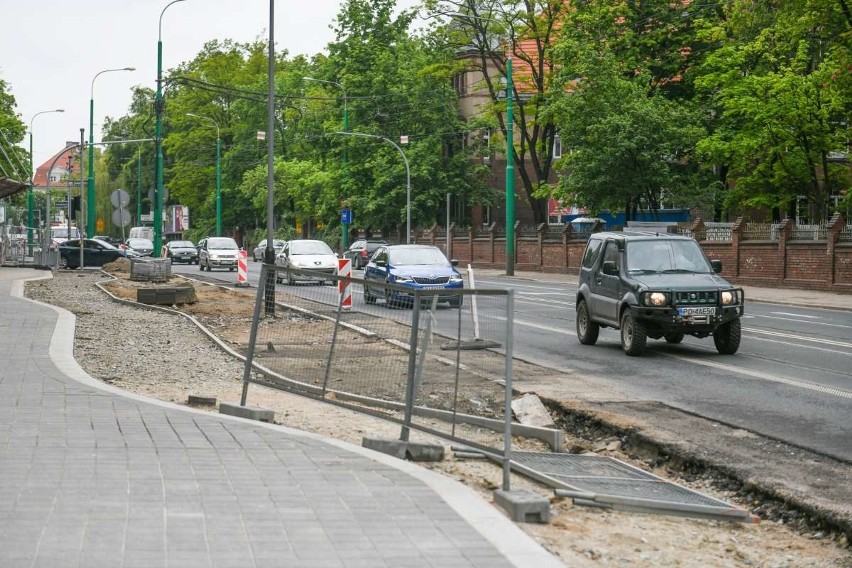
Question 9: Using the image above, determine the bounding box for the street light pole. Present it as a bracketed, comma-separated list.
[28, 109, 64, 255]
[185, 113, 222, 236]
[304, 76, 349, 249]
[505, 58, 515, 276]
[155, 0, 188, 257]
[334, 131, 410, 243]
[87, 67, 135, 238]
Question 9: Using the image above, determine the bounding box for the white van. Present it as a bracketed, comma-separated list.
[128, 226, 154, 241]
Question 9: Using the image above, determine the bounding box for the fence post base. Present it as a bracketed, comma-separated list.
[362, 437, 444, 462]
[494, 489, 551, 523]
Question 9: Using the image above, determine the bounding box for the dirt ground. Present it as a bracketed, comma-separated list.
[75, 261, 851, 567]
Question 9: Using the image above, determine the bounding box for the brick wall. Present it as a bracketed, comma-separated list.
[441, 214, 851, 294]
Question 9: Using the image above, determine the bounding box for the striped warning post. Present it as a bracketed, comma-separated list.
[338, 258, 352, 310]
[237, 249, 248, 286]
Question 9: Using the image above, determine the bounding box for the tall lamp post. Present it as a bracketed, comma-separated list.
[154, 0, 189, 256]
[505, 58, 515, 276]
[185, 113, 222, 236]
[28, 108, 64, 254]
[87, 67, 135, 238]
[304, 76, 348, 249]
[335, 131, 410, 244]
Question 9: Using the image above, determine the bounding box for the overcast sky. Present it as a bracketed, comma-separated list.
[2, 0, 418, 171]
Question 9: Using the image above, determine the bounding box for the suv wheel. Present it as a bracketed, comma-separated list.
[199, 260, 204, 271]
[364, 285, 376, 304]
[576, 299, 599, 345]
[713, 319, 741, 354]
[620, 311, 647, 356]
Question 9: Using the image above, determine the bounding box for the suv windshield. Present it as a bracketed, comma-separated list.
[626, 240, 711, 274]
[170, 241, 194, 248]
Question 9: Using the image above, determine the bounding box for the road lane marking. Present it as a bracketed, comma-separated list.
[743, 327, 852, 349]
[752, 314, 852, 330]
[771, 312, 820, 319]
[662, 353, 852, 399]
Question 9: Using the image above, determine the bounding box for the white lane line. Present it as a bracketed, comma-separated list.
[743, 327, 852, 349]
[771, 312, 820, 319]
[746, 334, 852, 357]
[662, 353, 852, 399]
[753, 314, 852, 330]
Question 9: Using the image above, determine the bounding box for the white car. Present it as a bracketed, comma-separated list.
[199, 237, 240, 271]
[275, 239, 338, 284]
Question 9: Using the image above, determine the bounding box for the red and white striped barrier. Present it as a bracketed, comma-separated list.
[237, 249, 248, 286]
[338, 258, 352, 310]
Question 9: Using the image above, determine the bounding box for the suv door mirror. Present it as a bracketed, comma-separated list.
[711, 259, 723, 273]
[602, 260, 618, 276]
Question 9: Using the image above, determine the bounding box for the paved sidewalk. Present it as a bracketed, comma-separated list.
[0, 267, 562, 568]
[473, 268, 852, 312]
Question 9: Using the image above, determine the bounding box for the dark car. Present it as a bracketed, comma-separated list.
[164, 240, 198, 264]
[58, 238, 139, 269]
[363, 244, 464, 308]
[575, 231, 744, 356]
[124, 237, 154, 256]
[343, 239, 388, 269]
[253, 239, 287, 262]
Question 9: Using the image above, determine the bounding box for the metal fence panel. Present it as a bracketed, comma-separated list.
[241, 264, 514, 456]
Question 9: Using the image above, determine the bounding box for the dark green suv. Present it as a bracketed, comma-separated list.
[576, 231, 744, 356]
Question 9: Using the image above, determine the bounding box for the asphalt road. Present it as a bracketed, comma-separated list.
[173, 260, 852, 463]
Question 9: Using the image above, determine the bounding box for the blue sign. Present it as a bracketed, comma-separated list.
[341, 209, 352, 224]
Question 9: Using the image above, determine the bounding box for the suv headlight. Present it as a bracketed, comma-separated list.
[449, 273, 463, 283]
[394, 275, 414, 283]
[643, 291, 670, 307]
[721, 290, 738, 305]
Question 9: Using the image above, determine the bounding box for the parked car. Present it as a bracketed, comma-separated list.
[124, 237, 154, 256]
[274, 239, 338, 284]
[343, 239, 388, 270]
[164, 239, 198, 264]
[58, 238, 139, 269]
[198, 236, 240, 271]
[363, 244, 464, 308]
[253, 239, 287, 262]
[93, 235, 117, 246]
[575, 231, 745, 356]
[50, 226, 80, 245]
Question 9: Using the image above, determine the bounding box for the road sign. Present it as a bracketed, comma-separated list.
[341, 209, 352, 224]
[111, 208, 131, 228]
[110, 188, 130, 208]
[96, 218, 104, 232]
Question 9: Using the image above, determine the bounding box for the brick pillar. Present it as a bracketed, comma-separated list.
[827, 212, 845, 286]
[731, 217, 744, 277]
[779, 218, 793, 285]
[691, 218, 705, 242]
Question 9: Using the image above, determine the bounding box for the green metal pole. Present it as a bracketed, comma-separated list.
[27, 132, 34, 254]
[215, 135, 222, 236]
[342, 103, 349, 250]
[505, 58, 515, 276]
[137, 148, 142, 223]
[87, 98, 95, 238]
[154, 38, 164, 257]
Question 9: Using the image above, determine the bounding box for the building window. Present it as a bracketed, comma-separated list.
[50, 175, 59, 182]
[553, 134, 562, 159]
[452, 72, 468, 96]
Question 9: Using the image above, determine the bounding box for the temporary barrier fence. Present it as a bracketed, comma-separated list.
[240, 263, 522, 488]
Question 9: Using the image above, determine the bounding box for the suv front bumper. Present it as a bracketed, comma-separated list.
[633, 304, 743, 333]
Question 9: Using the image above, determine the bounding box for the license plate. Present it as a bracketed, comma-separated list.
[678, 307, 716, 316]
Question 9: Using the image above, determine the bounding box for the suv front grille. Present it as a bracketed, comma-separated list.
[413, 276, 450, 285]
[674, 290, 718, 305]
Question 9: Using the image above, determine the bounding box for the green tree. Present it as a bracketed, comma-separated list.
[694, 0, 851, 221]
[0, 79, 28, 184]
[424, 0, 570, 225]
[549, 54, 708, 219]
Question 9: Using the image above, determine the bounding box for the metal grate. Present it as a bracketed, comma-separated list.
[511, 452, 755, 522]
[413, 276, 450, 284]
[674, 290, 718, 305]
